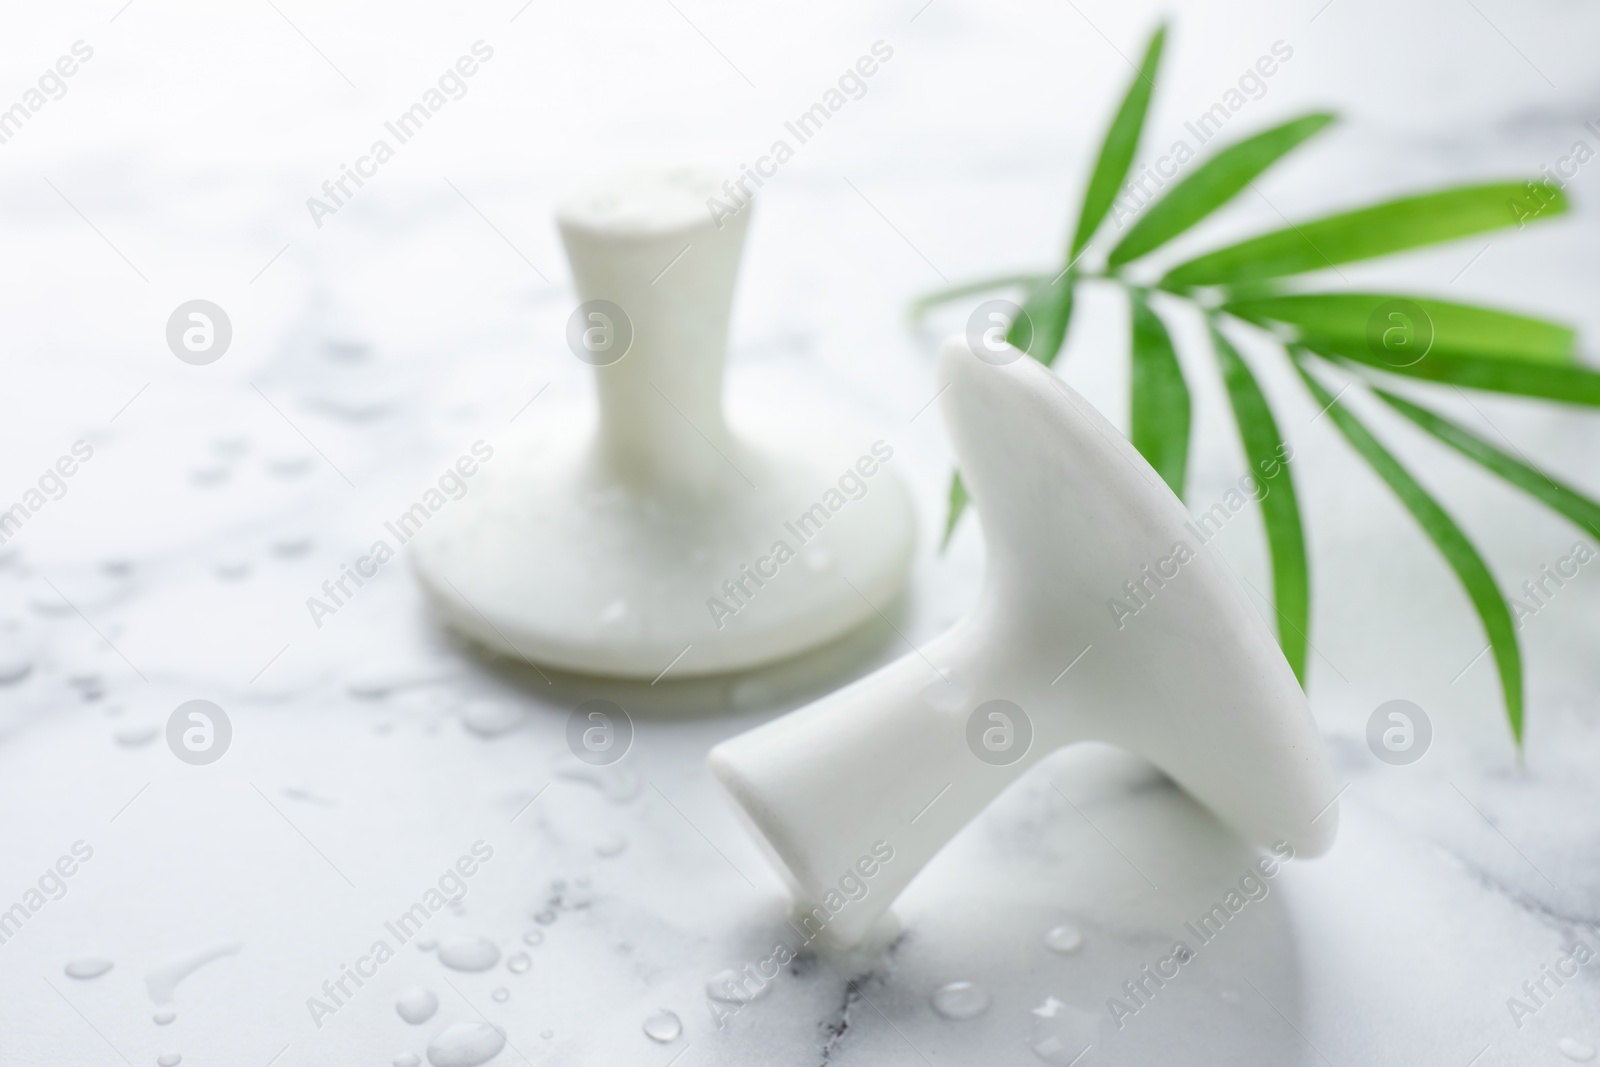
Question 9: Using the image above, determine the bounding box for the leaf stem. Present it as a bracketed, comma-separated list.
[908, 273, 1049, 321]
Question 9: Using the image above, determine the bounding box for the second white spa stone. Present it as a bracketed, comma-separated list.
[411, 168, 915, 679]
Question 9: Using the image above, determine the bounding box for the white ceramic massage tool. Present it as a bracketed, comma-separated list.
[709, 337, 1339, 944]
[411, 169, 916, 679]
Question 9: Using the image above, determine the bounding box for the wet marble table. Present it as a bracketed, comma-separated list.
[2, 1, 1599, 1064]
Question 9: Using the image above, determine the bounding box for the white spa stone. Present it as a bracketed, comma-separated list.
[411, 168, 915, 680]
[709, 337, 1340, 946]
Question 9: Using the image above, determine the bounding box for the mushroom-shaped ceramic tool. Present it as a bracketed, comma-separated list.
[411, 170, 915, 679]
[708, 337, 1338, 945]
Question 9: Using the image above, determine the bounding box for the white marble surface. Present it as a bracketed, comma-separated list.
[2, 1, 1600, 1064]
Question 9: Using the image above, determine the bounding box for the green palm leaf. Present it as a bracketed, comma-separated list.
[1374, 389, 1600, 539]
[1070, 25, 1167, 259]
[1013, 273, 1075, 366]
[908, 21, 1583, 750]
[1209, 325, 1309, 682]
[1224, 292, 1574, 365]
[1107, 112, 1336, 269]
[942, 275, 1077, 549]
[1130, 293, 1191, 497]
[940, 470, 969, 552]
[1312, 341, 1600, 406]
[1293, 352, 1523, 746]
[1165, 183, 1568, 287]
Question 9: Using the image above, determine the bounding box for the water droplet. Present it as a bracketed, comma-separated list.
[192, 466, 230, 487]
[729, 678, 775, 710]
[425, 1021, 507, 1067]
[393, 1055, 421, 1067]
[491, 987, 510, 1002]
[266, 455, 314, 479]
[706, 968, 771, 1005]
[1043, 924, 1084, 954]
[438, 936, 500, 972]
[146, 942, 242, 1004]
[215, 559, 251, 581]
[507, 953, 531, 974]
[114, 725, 159, 748]
[153, 1007, 176, 1025]
[461, 700, 525, 738]
[920, 680, 968, 713]
[802, 547, 833, 573]
[415, 938, 437, 952]
[0, 649, 33, 685]
[30, 595, 74, 617]
[65, 958, 113, 979]
[534, 909, 557, 926]
[395, 987, 438, 1025]
[595, 597, 641, 639]
[1560, 1039, 1598, 1062]
[271, 537, 311, 558]
[305, 381, 401, 421]
[1029, 997, 1099, 1065]
[157, 1053, 182, 1067]
[643, 1009, 682, 1043]
[595, 835, 628, 858]
[522, 930, 544, 946]
[540, 1030, 553, 1040]
[322, 338, 369, 364]
[556, 761, 643, 803]
[72, 673, 106, 701]
[346, 667, 455, 700]
[931, 981, 990, 1020]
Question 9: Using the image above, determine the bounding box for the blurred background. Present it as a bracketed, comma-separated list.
[2, 1, 1598, 1064]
